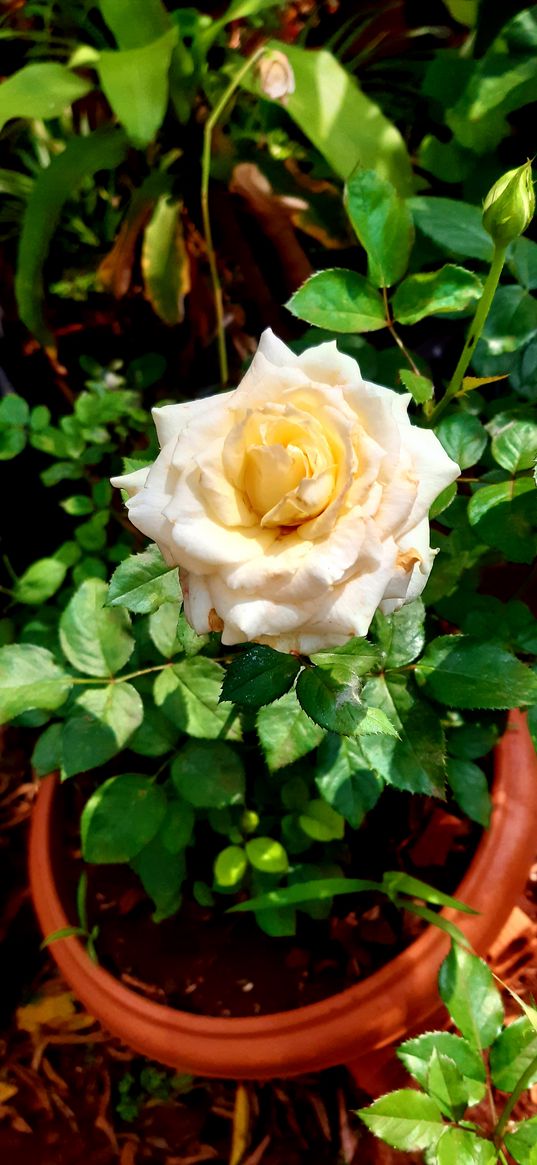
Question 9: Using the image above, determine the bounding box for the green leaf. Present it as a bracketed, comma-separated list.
[344, 169, 414, 287]
[0, 645, 72, 723]
[256, 691, 324, 771]
[505, 1117, 537, 1165]
[357, 1090, 445, 1151]
[392, 265, 483, 326]
[99, 0, 171, 48]
[261, 42, 413, 192]
[309, 638, 380, 679]
[81, 774, 167, 863]
[296, 666, 365, 735]
[490, 1017, 537, 1092]
[13, 557, 68, 605]
[61, 682, 143, 778]
[467, 477, 537, 565]
[371, 599, 425, 668]
[60, 578, 134, 677]
[15, 129, 128, 350]
[0, 63, 92, 131]
[96, 28, 177, 148]
[160, 800, 194, 853]
[415, 635, 537, 709]
[60, 496, 94, 517]
[382, 871, 477, 914]
[446, 758, 491, 827]
[477, 286, 537, 362]
[171, 740, 245, 808]
[448, 719, 500, 760]
[286, 270, 386, 333]
[315, 735, 383, 827]
[399, 369, 434, 403]
[142, 195, 189, 324]
[509, 236, 537, 291]
[108, 544, 180, 613]
[447, 52, 537, 154]
[129, 705, 179, 756]
[214, 845, 247, 889]
[148, 603, 183, 658]
[131, 835, 184, 921]
[359, 675, 446, 795]
[436, 414, 488, 470]
[0, 394, 29, 426]
[398, 1032, 486, 1106]
[436, 1127, 497, 1165]
[407, 197, 493, 261]
[0, 426, 26, 460]
[221, 645, 301, 709]
[298, 798, 345, 842]
[245, 837, 289, 874]
[32, 722, 63, 777]
[438, 943, 504, 1050]
[491, 417, 537, 473]
[426, 1048, 470, 1121]
[155, 657, 240, 739]
[229, 876, 382, 913]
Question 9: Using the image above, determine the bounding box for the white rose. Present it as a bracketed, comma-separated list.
[112, 331, 459, 653]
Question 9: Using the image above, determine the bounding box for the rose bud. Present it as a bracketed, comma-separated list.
[482, 160, 535, 245]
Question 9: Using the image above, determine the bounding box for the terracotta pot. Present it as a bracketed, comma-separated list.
[29, 710, 537, 1090]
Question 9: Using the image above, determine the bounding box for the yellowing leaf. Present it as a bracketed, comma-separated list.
[0, 1082, 18, 1104]
[142, 196, 191, 325]
[16, 991, 76, 1034]
[461, 374, 509, 393]
[230, 1082, 250, 1165]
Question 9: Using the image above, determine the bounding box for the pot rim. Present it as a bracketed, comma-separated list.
[29, 710, 537, 1073]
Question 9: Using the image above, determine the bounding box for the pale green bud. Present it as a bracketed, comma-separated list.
[482, 161, 535, 245]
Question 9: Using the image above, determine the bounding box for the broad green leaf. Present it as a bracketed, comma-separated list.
[309, 638, 380, 679]
[427, 1048, 470, 1121]
[131, 835, 184, 921]
[398, 1032, 486, 1106]
[261, 42, 413, 192]
[315, 734, 383, 827]
[142, 196, 189, 324]
[438, 943, 504, 1049]
[436, 414, 487, 470]
[99, 0, 170, 48]
[371, 599, 425, 668]
[0, 645, 72, 723]
[214, 845, 247, 888]
[448, 718, 500, 760]
[447, 52, 537, 153]
[467, 477, 537, 565]
[0, 426, 26, 460]
[160, 800, 194, 853]
[229, 876, 382, 913]
[446, 758, 491, 827]
[415, 635, 537, 709]
[436, 1127, 496, 1165]
[505, 1117, 537, 1165]
[287, 269, 386, 333]
[298, 798, 345, 842]
[509, 236, 537, 290]
[245, 837, 289, 874]
[359, 675, 446, 795]
[154, 657, 240, 739]
[344, 169, 414, 287]
[129, 705, 179, 756]
[60, 495, 94, 516]
[0, 63, 92, 131]
[476, 286, 537, 362]
[220, 645, 301, 708]
[256, 690, 324, 771]
[357, 1090, 445, 1151]
[171, 740, 245, 808]
[81, 774, 167, 862]
[13, 557, 67, 605]
[60, 578, 134, 677]
[108, 544, 180, 613]
[255, 906, 296, 937]
[407, 197, 493, 261]
[442, 0, 477, 25]
[491, 417, 537, 473]
[148, 602, 183, 658]
[0, 394, 29, 425]
[96, 28, 177, 148]
[296, 666, 365, 735]
[15, 129, 128, 350]
[32, 722, 63, 777]
[399, 369, 434, 403]
[490, 1017, 537, 1092]
[61, 682, 143, 778]
[392, 265, 482, 326]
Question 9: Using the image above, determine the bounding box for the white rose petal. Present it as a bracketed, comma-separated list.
[112, 330, 460, 652]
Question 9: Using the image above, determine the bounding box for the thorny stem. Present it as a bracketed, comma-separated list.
[201, 45, 266, 388]
[494, 1049, 537, 1146]
[381, 286, 421, 376]
[427, 243, 508, 426]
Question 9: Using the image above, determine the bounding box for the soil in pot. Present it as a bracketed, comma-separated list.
[55, 778, 482, 1019]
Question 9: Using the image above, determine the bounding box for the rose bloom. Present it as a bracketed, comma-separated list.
[112, 331, 459, 653]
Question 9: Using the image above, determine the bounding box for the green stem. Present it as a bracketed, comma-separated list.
[71, 662, 171, 686]
[494, 1050, 537, 1146]
[201, 46, 266, 388]
[382, 285, 421, 375]
[427, 242, 507, 426]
